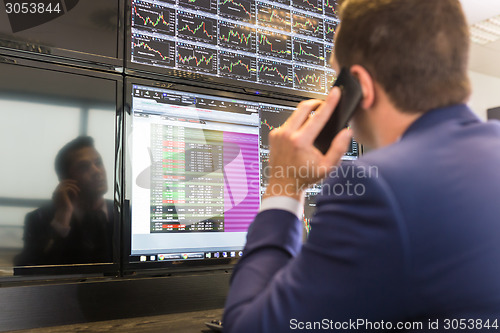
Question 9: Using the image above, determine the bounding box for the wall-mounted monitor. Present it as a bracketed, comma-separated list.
[488, 107, 500, 121]
[123, 76, 358, 274]
[0, 56, 122, 278]
[126, 0, 339, 99]
[0, 0, 124, 69]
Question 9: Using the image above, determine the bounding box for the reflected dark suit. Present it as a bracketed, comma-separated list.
[15, 200, 114, 266]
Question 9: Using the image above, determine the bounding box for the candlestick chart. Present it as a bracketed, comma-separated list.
[132, 1, 175, 35]
[324, 19, 338, 41]
[258, 60, 293, 87]
[132, 33, 175, 67]
[259, 106, 293, 148]
[177, 43, 218, 74]
[324, 0, 339, 18]
[219, 22, 255, 52]
[177, 12, 217, 45]
[293, 37, 324, 65]
[219, 51, 257, 80]
[324, 45, 332, 65]
[293, 66, 324, 92]
[326, 72, 337, 90]
[178, 0, 217, 14]
[257, 30, 292, 60]
[219, 0, 255, 23]
[292, 12, 323, 38]
[257, 2, 291, 32]
[292, 0, 322, 13]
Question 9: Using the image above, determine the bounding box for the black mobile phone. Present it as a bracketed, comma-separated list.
[314, 67, 363, 154]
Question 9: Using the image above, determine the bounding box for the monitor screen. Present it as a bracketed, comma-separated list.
[128, 0, 339, 98]
[0, 0, 123, 66]
[488, 107, 500, 121]
[127, 83, 262, 266]
[0, 58, 121, 277]
[125, 80, 358, 271]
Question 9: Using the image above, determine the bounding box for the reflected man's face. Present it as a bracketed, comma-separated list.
[68, 147, 108, 199]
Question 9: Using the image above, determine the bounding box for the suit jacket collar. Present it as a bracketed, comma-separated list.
[401, 104, 480, 140]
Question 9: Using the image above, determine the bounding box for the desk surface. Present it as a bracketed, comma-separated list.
[9, 308, 224, 333]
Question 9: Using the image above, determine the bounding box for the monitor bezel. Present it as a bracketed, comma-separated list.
[122, 75, 302, 276]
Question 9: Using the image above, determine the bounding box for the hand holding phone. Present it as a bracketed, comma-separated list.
[53, 179, 80, 215]
[314, 67, 363, 154]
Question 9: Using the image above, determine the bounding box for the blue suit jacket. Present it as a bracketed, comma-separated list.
[224, 104, 500, 332]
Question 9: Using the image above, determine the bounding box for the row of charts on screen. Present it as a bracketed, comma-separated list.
[130, 0, 340, 94]
[129, 84, 359, 260]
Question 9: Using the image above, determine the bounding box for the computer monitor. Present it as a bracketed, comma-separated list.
[123, 77, 358, 273]
[488, 107, 500, 121]
[126, 0, 340, 99]
[0, 57, 122, 277]
[0, 0, 124, 68]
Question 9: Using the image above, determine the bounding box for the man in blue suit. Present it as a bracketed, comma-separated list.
[224, 0, 500, 331]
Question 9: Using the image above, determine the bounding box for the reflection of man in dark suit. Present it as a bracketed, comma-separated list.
[15, 136, 113, 266]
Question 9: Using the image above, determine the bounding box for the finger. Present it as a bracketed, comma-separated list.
[297, 87, 341, 141]
[283, 99, 323, 132]
[59, 182, 80, 194]
[65, 185, 80, 198]
[57, 180, 78, 191]
[324, 128, 352, 167]
[56, 182, 80, 200]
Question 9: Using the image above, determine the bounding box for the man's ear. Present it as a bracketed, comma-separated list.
[350, 65, 375, 109]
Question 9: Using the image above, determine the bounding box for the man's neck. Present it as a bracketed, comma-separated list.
[371, 85, 423, 148]
[376, 111, 422, 147]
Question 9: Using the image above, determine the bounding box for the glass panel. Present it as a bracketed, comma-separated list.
[0, 63, 117, 277]
[88, 108, 117, 201]
[0, 100, 80, 198]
